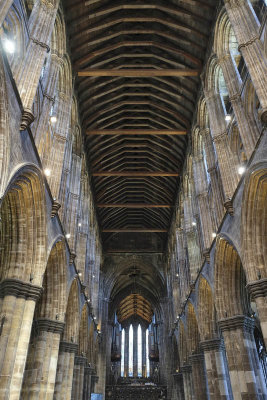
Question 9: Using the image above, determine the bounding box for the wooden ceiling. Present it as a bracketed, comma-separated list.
[117, 293, 153, 324]
[63, 0, 217, 251]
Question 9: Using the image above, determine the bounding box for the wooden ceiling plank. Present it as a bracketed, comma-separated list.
[92, 171, 179, 177]
[97, 203, 172, 208]
[78, 68, 200, 77]
[102, 229, 168, 232]
[86, 129, 187, 135]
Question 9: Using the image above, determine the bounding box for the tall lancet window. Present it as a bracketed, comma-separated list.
[138, 324, 142, 377]
[129, 325, 133, 376]
[146, 329, 150, 377]
[121, 328, 125, 377]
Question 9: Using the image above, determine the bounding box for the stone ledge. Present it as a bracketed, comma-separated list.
[189, 353, 205, 364]
[180, 364, 192, 373]
[200, 338, 225, 352]
[246, 278, 267, 300]
[218, 315, 254, 333]
[0, 279, 43, 301]
[75, 356, 87, 365]
[59, 340, 78, 354]
[33, 318, 65, 334]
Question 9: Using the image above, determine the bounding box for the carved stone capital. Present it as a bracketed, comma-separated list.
[20, 109, 35, 130]
[224, 199, 234, 216]
[218, 315, 254, 333]
[69, 252, 76, 264]
[33, 318, 65, 334]
[75, 356, 87, 365]
[189, 353, 205, 364]
[180, 364, 192, 373]
[200, 338, 224, 352]
[246, 278, 267, 300]
[0, 279, 43, 301]
[59, 340, 79, 354]
[203, 249, 210, 263]
[51, 200, 61, 218]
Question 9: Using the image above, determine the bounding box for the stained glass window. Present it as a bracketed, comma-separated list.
[146, 329, 150, 377]
[129, 325, 133, 376]
[138, 324, 142, 377]
[121, 329, 125, 377]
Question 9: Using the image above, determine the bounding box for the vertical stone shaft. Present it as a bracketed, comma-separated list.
[71, 356, 86, 400]
[193, 156, 214, 252]
[142, 328, 146, 377]
[21, 320, 64, 399]
[0, 280, 42, 399]
[218, 316, 267, 399]
[83, 366, 93, 400]
[133, 325, 138, 377]
[201, 129, 224, 226]
[53, 341, 78, 400]
[224, 0, 267, 123]
[181, 365, 195, 400]
[189, 354, 208, 400]
[205, 90, 239, 200]
[200, 339, 232, 400]
[35, 53, 61, 158]
[124, 327, 129, 377]
[219, 54, 259, 158]
[16, 0, 60, 128]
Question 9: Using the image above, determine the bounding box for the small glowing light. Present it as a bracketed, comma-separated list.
[93, 316, 97, 320]
[4, 39, 15, 54]
[192, 221, 196, 226]
[238, 166, 245, 175]
[65, 233, 71, 239]
[212, 232, 217, 238]
[93, 275, 95, 278]
[78, 271, 82, 277]
[87, 299, 91, 303]
[78, 223, 82, 227]
[50, 115, 57, 123]
[225, 114, 231, 122]
[176, 273, 179, 277]
[44, 168, 51, 177]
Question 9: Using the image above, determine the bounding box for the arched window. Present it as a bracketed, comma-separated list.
[121, 329, 125, 377]
[129, 325, 133, 377]
[138, 324, 142, 377]
[146, 329, 150, 377]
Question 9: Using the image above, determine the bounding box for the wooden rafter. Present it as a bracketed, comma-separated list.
[97, 203, 172, 208]
[78, 69, 200, 77]
[86, 129, 187, 135]
[92, 171, 179, 177]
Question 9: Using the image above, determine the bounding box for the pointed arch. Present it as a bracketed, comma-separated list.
[186, 302, 200, 356]
[63, 279, 80, 343]
[197, 277, 217, 341]
[79, 305, 89, 356]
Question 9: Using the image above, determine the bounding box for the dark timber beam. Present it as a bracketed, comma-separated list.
[78, 69, 200, 77]
[92, 171, 179, 177]
[97, 203, 172, 208]
[102, 229, 168, 232]
[86, 129, 187, 135]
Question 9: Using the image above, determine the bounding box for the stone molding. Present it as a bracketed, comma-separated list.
[200, 338, 225, 352]
[33, 318, 65, 334]
[51, 200, 61, 218]
[189, 353, 205, 364]
[30, 36, 50, 52]
[75, 356, 87, 366]
[224, 199, 234, 216]
[20, 108, 35, 130]
[59, 340, 79, 354]
[0, 279, 43, 301]
[218, 315, 254, 333]
[180, 365, 192, 373]
[246, 278, 267, 300]
[85, 366, 95, 375]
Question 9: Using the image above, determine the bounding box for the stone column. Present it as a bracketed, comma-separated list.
[204, 90, 239, 201]
[133, 324, 138, 377]
[71, 356, 87, 400]
[53, 341, 78, 400]
[224, 0, 267, 124]
[200, 338, 232, 400]
[142, 328, 146, 377]
[172, 373, 185, 400]
[21, 318, 65, 399]
[219, 53, 259, 158]
[181, 365, 195, 400]
[0, 279, 42, 399]
[0, 1, 13, 27]
[189, 353, 209, 400]
[124, 326, 129, 377]
[247, 279, 267, 347]
[15, 0, 60, 130]
[83, 365, 93, 400]
[218, 315, 267, 399]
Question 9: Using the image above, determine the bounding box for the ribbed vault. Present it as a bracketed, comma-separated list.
[117, 293, 153, 324]
[63, 0, 217, 251]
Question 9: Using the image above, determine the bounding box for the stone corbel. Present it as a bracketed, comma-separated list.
[20, 108, 35, 131]
[224, 198, 234, 216]
[51, 200, 61, 218]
